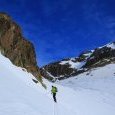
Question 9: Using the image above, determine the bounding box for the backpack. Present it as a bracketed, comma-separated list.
[54, 87, 58, 92]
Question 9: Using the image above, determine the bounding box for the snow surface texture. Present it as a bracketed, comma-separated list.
[107, 43, 115, 49]
[60, 59, 86, 69]
[0, 53, 115, 115]
[59, 63, 115, 115]
[99, 42, 115, 49]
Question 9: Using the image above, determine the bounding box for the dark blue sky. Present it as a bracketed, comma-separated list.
[0, 0, 115, 66]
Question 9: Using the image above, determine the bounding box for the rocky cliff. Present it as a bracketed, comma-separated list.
[40, 42, 115, 82]
[0, 13, 41, 81]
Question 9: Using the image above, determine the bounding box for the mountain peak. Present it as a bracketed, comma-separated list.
[106, 42, 115, 49]
[98, 41, 115, 49]
[40, 42, 115, 81]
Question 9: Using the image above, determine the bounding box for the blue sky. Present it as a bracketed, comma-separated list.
[0, 0, 115, 66]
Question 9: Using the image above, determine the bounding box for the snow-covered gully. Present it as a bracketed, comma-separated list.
[0, 53, 115, 115]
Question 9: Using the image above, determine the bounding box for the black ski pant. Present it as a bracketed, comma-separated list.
[53, 93, 57, 102]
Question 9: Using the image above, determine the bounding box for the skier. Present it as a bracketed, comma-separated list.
[51, 86, 58, 103]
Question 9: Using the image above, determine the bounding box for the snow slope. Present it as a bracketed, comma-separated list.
[58, 64, 115, 115]
[0, 53, 115, 115]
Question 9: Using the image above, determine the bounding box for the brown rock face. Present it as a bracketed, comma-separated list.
[0, 13, 41, 80]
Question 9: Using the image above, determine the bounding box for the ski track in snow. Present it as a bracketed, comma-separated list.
[0, 53, 115, 115]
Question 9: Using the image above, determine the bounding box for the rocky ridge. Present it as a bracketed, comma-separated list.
[40, 42, 115, 81]
[0, 13, 41, 81]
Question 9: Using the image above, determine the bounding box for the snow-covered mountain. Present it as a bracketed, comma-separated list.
[0, 52, 115, 115]
[40, 42, 115, 81]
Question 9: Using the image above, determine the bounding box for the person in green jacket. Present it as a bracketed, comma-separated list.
[51, 86, 58, 103]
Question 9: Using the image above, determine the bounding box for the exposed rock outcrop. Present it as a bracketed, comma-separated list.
[84, 42, 115, 68]
[40, 42, 115, 82]
[0, 13, 41, 81]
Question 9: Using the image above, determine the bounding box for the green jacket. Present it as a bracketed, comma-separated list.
[51, 86, 57, 93]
